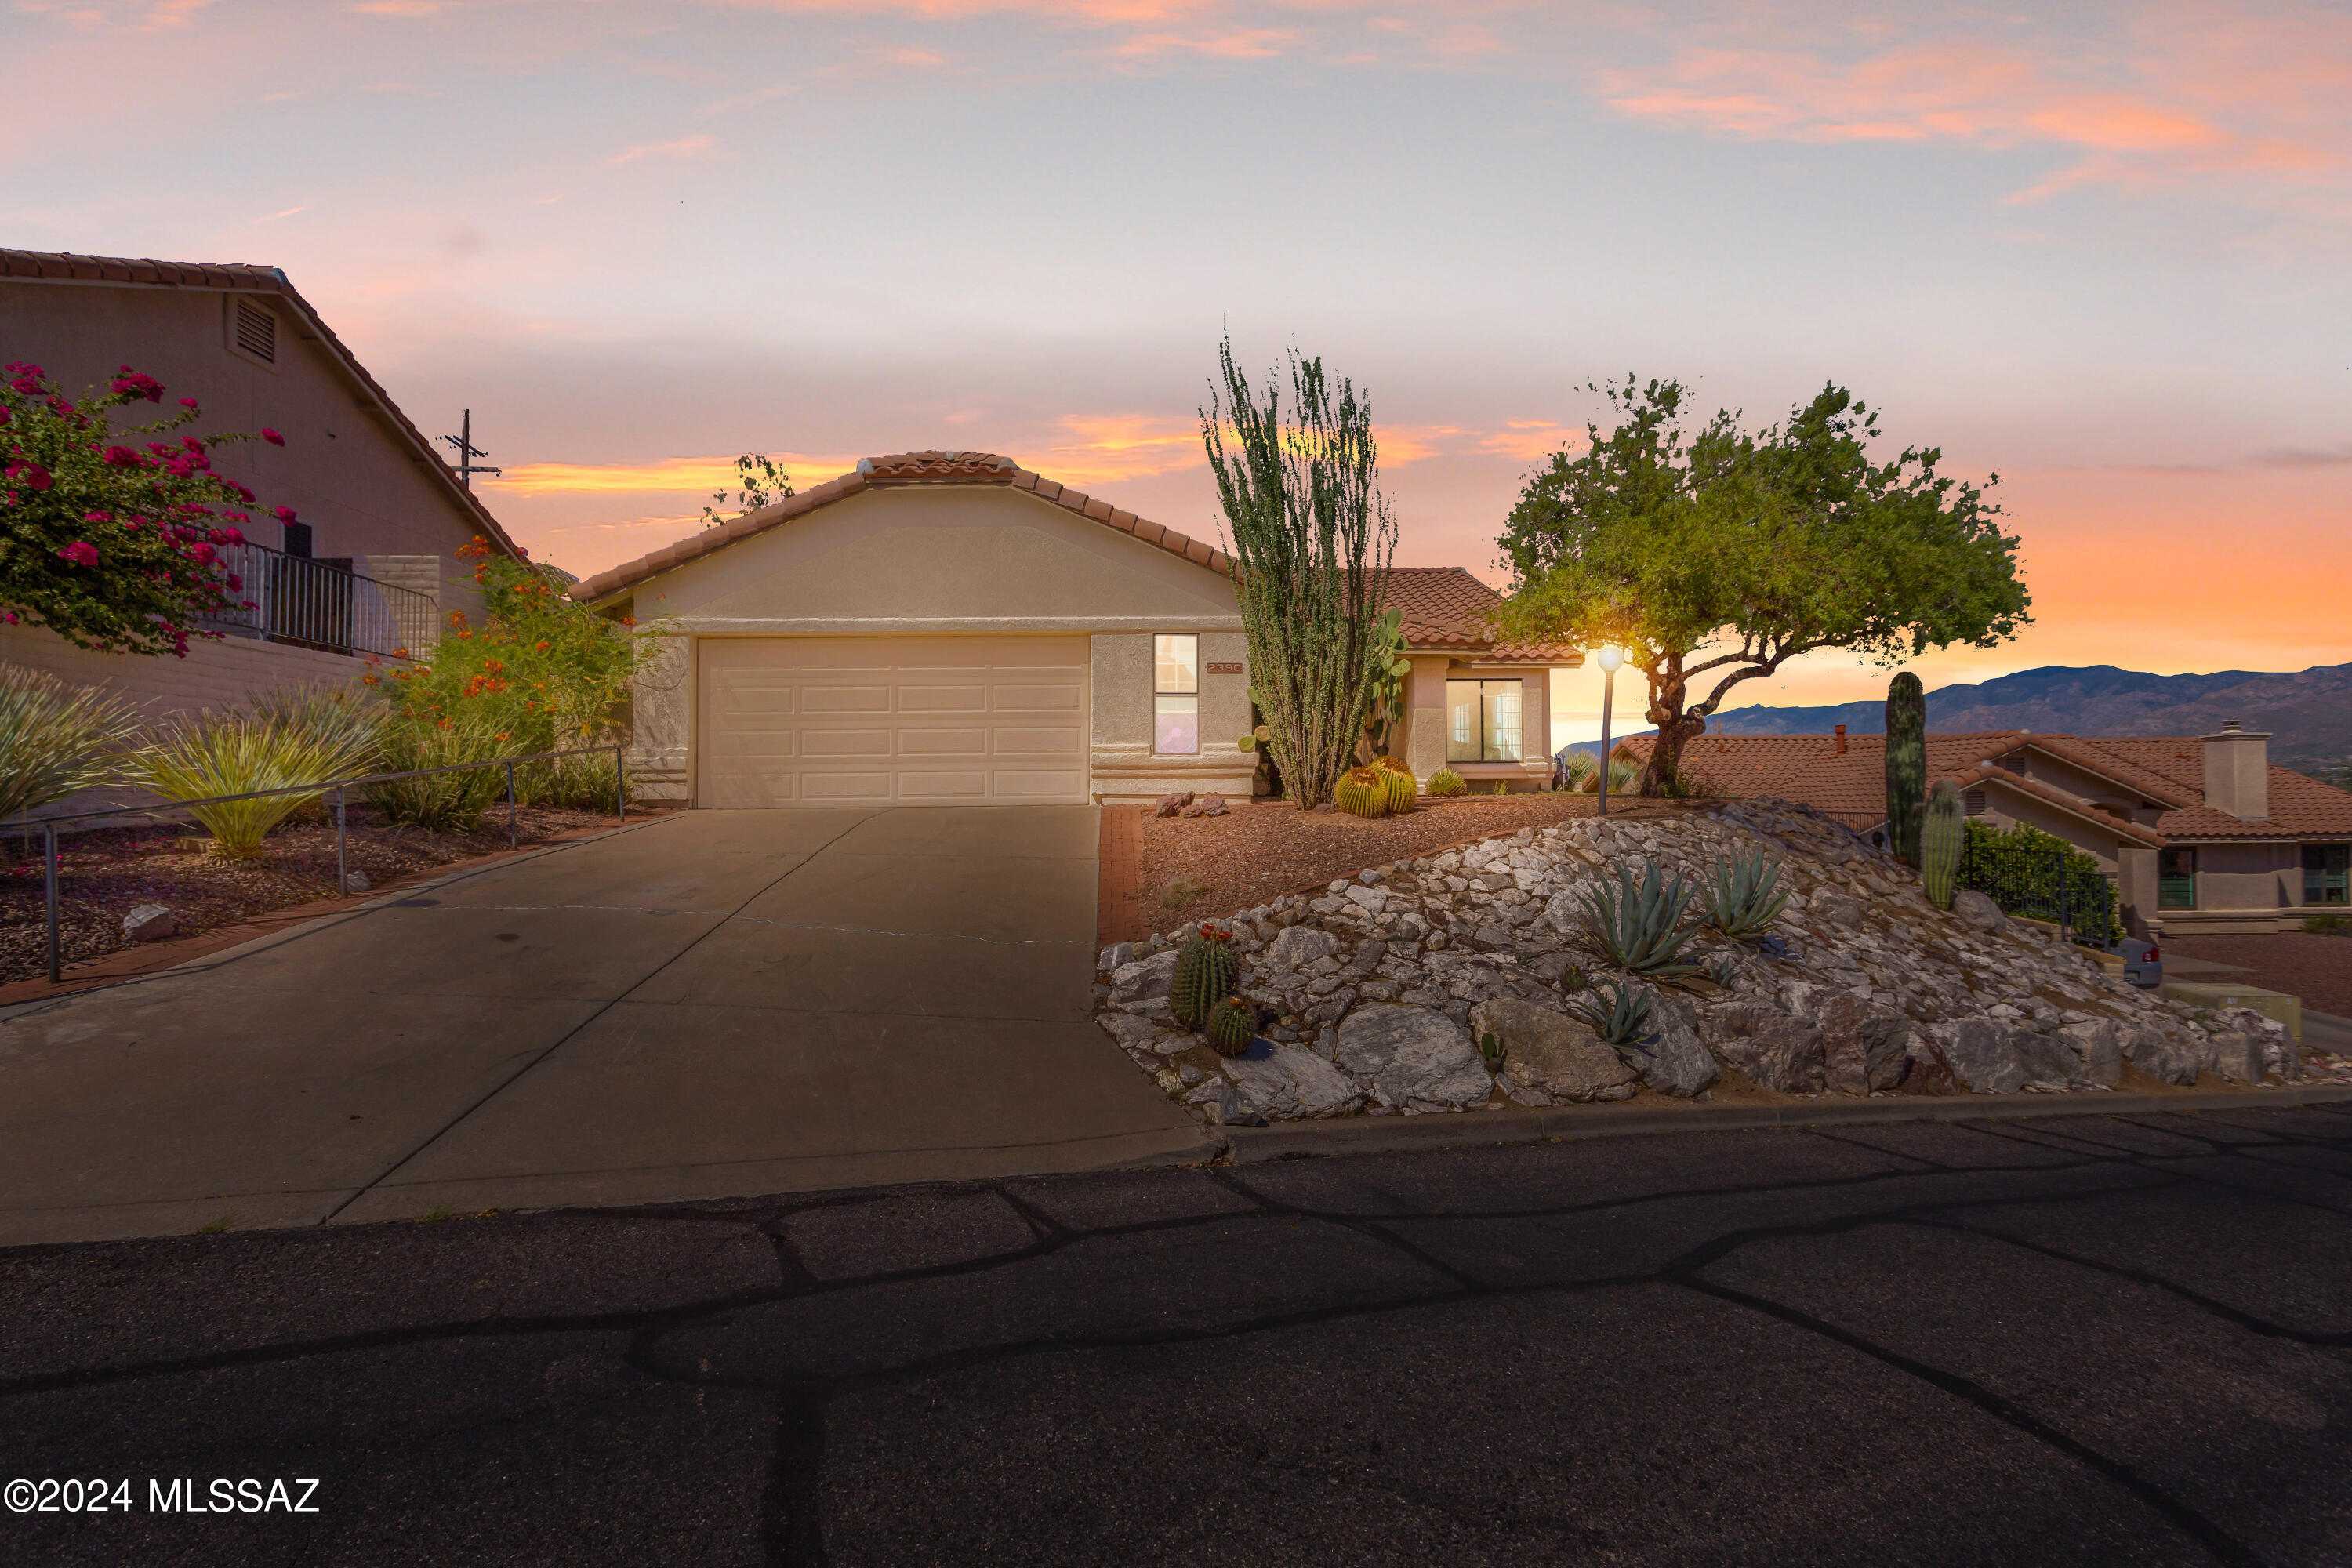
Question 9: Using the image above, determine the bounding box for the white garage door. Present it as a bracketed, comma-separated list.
[697, 636, 1091, 807]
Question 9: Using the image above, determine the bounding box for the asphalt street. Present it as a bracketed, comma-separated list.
[2, 1105, 2348, 1566]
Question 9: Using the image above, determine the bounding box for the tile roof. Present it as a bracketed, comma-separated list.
[571, 451, 1233, 602]
[0, 247, 524, 559]
[1618, 729, 2352, 844]
[1378, 567, 1575, 662]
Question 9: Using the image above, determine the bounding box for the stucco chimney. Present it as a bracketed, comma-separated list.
[2201, 720, 2270, 820]
[1834, 724, 1847, 754]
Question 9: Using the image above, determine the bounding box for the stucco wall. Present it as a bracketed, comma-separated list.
[611, 486, 1248, 803]
[5, 281, 495, 610]
[2191, 840, 2293, 912]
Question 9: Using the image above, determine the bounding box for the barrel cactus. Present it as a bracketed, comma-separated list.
[1205, 996, 1256, 1057]
[1373, 754, 1417, 813]
[1922, 781, 1962, 909]
[1170, 923, 1240, 1026]
[1334, 765, 1390, 818]
[1886, 672, 1926, 869]
[1428, 767, 1467, 797]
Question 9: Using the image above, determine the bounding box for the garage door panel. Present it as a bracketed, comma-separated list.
[699, 637, 1089, 807]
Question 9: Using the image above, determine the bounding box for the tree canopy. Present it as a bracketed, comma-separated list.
[1497, 378, 2030, 793]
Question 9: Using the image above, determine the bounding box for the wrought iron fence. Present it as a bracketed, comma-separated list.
[202, 542, 439, 661]
[5, 744, 626, 985]
[1955, 838, 2118, 946]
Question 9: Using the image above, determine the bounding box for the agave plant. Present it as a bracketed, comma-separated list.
[1705, 845, 1788, 942]
[1704, 950, 1740, 988]
[129, 695, 383, 859]
[1566, 979, 1656, 1052]
[1573, 860, 1701, 976]
[0, 665, 143, 823]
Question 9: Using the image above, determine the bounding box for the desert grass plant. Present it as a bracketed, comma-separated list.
[0, 664, 143, 823]
[1555, 748, 1599, 793]
[1566, 979, 1656, 1053]
[1574, 861, 1701, 977]
[1427, 767, 1467, 797]
[1705, 845, 1788, 942]
[366, 712, 513, 833]
[128, 691, 382, 859]
[1200, 338, 1396, 810]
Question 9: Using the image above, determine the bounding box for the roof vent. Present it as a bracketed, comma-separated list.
[855, 457, 873, 475]
[233, 298, 277, 363]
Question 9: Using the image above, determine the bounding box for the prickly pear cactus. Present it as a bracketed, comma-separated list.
[1886, 671, 1927, 868]
[1170, 923, 1239, 1026]
[1206, 996, 1256, 1057]
[1922, 780, 1962, 909]
[1335, 766, 1390, 818]
[1374, 754, 1417, 813]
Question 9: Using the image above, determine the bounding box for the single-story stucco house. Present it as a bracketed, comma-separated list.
[568, 450, 1573, 808]
[1627, 724, 2352, 937]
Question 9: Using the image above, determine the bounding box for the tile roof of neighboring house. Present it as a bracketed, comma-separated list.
[1621, 730, 2352, 845]
[1377, 567, 1574, 662]
[571, 451, 1232, 603]
[1, 248, 525, 559]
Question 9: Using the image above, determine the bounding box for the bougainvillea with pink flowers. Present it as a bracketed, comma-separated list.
[1, 361, 286, 657]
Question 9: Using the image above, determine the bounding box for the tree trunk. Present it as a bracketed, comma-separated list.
[1639, 663, 1703, 796]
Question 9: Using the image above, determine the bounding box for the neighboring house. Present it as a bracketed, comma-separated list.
[569, 451, 1573, 808]
[1, 247, 522, 724]
[1624, 723, 2352, 936]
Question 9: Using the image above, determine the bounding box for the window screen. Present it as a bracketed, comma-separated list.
[1153, 633, 1197, 755]
[1445, 679, 1523, 763]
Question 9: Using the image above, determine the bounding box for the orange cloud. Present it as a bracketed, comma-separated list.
[488, 453, 861, 495]
[607, 134, 720, 165]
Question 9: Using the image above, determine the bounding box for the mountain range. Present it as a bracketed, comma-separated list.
[1704, 664, 2352, 775]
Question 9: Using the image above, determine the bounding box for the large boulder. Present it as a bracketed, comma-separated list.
[1224, 1044, 1365, 1120]
[1263, 925, 1341, 973]
[1469, 998, 1636, 1103]
[1335, 1004, 1497, 1111]
[1704, 1003, 1827, 1094]
[1816, 995, 1911, 1095]
[1108, 949, 1179, 1007]
[2059, 1019, 2125, 1087]
[1632, 996, 1722, 1098]
[2205, 1029, 2263, 1083]
[2009, 1029, 2088, 1092]
[1952, 890, 2009, 933]
[2213, 1007, 2298, 1082]
[1935, 1018, 2030, 1094]
[2122, 1023, 2201, 1086]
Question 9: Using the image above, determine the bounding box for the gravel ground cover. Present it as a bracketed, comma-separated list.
[1139, 793, 1703, 935]
[2165, 931, 2352, 1018]
[0, 806, 621, 984]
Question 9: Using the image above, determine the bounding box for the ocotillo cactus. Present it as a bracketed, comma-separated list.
[1206, 996, 1256, 1057]
[1374, 753, 1417, 813]
[1922, 780, 1963, 909]
[1334, 766, 1390, 818]
[1886, 671, 1927, 868]
[1170, 923, 1239, 1026]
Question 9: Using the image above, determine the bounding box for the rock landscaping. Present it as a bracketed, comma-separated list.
[1095, 797, 2307, 1126]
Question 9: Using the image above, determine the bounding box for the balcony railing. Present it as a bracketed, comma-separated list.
[202, 542, 438, 662]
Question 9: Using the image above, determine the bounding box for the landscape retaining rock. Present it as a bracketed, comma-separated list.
[1097, 795, 2266, 1122]
[1470, 998, 1637, 1103]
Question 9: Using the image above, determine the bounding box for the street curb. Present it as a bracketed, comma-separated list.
[1218, 1083, 2352, 1163]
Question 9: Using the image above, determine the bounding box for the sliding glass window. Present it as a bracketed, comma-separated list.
[1445, 679, 1523, 764]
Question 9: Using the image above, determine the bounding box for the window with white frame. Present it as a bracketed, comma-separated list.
[1154, 633, 1198, 754]
[1445, 678, 1523, 763]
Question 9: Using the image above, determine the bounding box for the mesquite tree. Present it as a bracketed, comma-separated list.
[1201, 339, 1396, 810]
[1498, 378, 2028, 796]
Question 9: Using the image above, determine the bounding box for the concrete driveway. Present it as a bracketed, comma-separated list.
[0, 808, 1214, 1246]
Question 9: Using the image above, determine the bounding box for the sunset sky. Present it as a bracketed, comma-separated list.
[7, 0, 2347, 735]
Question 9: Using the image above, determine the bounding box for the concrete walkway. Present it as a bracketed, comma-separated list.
[0, 808, 1215, 1246]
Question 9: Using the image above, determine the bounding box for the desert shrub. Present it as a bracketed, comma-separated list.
[128, 691, 382, 858]
[0, 664, 143, 822]
[367, 712, 513, 833]
[520, 746, 622, 812]
[1555, 749, 1598, 793]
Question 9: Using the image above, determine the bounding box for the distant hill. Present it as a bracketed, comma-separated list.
[1704, 663, 2352, 775]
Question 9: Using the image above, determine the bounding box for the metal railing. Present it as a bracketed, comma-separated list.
[1956, 839, 2118, 946]
[7, 743, 626, 984]
[201, 542, 439, 661]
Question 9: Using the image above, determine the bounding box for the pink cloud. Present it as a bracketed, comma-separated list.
[607, 134, 720, 165]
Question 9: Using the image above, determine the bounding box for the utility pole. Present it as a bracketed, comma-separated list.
[439, 409, 503, 490]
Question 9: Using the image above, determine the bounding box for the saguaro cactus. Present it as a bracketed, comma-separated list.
[1886, 671, 1927, 868]
[1170, 924, 1240, 1026]
[1922, 780, 1963, 909]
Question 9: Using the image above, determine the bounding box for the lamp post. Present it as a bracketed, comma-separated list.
[1595, 645, 1624, 817]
